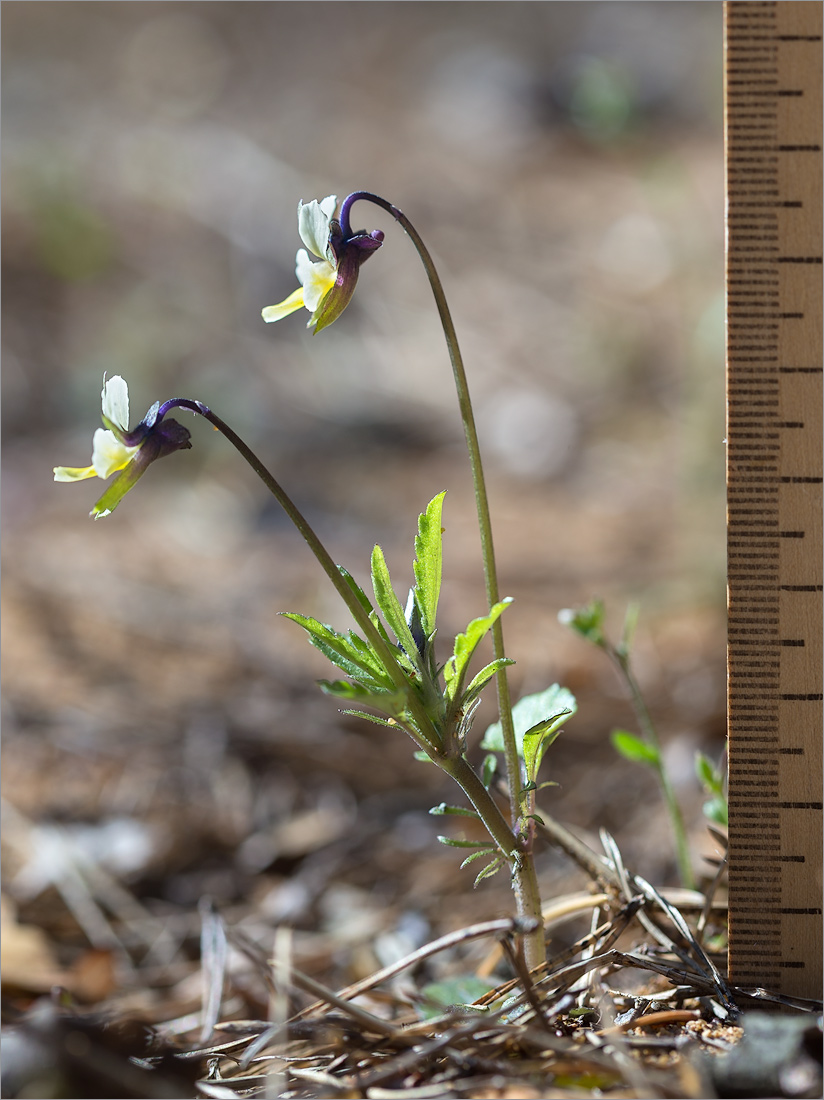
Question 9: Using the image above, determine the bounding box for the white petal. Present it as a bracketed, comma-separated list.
[297, 195, 337, 260]
[101, 375, 130, 432]
[91, 428, 137, 479]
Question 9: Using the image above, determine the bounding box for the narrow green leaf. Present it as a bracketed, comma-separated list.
[481, 684, 577, 759]
[338, 566, 375, 617]
[429, 803, 479, 818]
[282, 613, 391, 690]
[473, 857, 504, 887]
[459, 848, 497, 869]
[611, 729, 660, 766]
[318, 679, 407, 714]
[460, 658, 516, 709]
[444, 599, 513, 705]
[341, 709, 401, 731]
[437, 836, 494, 849]
[370, 544, 420, 659]
[413, 492, 446, 638]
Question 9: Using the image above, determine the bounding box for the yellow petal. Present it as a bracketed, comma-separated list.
[261, 287, 306, 323]
[299, 257, 337, 312]
[54, 465, 98, 482]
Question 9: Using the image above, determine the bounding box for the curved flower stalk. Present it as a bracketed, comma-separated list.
[262, 195, 384, 333]
[54, 375, 192, 518]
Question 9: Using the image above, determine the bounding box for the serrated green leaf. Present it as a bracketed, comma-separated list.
[371, 544, 421, 660]
[444, 599, 513, 706]
[429, 803, 479, 818]
[282, 613, 392, 690]
[413, 492, 446, 638]
[480, 684, 577, 762]
[611, 729, 660, 766]
[318, 678, 407, 714]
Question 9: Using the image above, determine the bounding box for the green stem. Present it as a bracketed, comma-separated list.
[610, 648, 695, 890]
[342, 194, 544, 968]
[200, 408, 442, 753]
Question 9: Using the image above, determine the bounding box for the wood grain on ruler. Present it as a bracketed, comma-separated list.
[725, 0, 822, 1000]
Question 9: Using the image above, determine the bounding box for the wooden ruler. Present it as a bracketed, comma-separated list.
[725, 0, 822, 1000]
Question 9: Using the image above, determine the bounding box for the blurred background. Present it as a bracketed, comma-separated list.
[2, 1, 725, 1018]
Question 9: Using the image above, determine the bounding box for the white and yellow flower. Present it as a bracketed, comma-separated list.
[54, 375, 141, 486]
[262, 195, 383, 333]
[54, 375, 192, 518]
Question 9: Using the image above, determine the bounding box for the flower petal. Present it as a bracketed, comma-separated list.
[296, 250, 337, 312]
[261, 286, 306, 323]
[297, 195, 337, 261]
[91, 428, 139, 479]
[53, 464, 99, 482]
[101, 375, 130, 433]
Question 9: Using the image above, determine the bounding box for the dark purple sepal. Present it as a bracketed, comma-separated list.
[313, 229, 385, 334]
[90, 417, 192, 518]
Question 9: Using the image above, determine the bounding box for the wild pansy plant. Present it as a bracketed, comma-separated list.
[58, 193, 578, 969]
